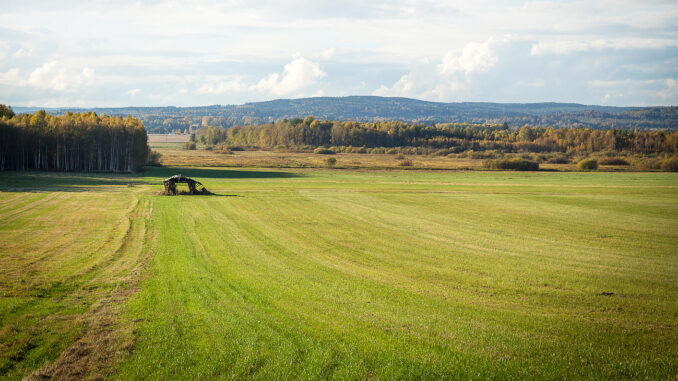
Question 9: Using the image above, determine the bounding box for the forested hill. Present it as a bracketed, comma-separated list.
[13, 96, 678, 133]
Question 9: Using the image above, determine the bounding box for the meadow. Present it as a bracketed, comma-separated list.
[148, 139, 675, 172]
[0, 165, 677, 379]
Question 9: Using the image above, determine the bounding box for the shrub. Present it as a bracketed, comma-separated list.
[324, 157, 337, 167]
[483, 158, 539, 171]
[634, 157, 661, 170]
[229, 146, 245, 151]
[577, 158, 598, 170]
[213, 144, 232, 154]
[395, 154, 405, 160]
[531, 154, 547, 163]
[465, 150, 501, 160]
[386, 148, 398, 155]
[183, 141, 197, 150]
[204, 145, 214, 151]
[398, 159, 413, 166]
[546, 156, 569, 164]
[661, 156, 678, 172]
[313, 147, 335, 154]
[599, 157, 629, 166]
[146, 149, 162, 166]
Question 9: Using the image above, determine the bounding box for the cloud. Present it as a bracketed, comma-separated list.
[25, 62, 94, 91]
[439, 38, 498, 76]
[0, 62, 95, 91]
[1, 1, 677, 106]
[375, 37, 504, 100]
[126, 88, 140, 96]
[0, 68, 22, 84]
[587, 77, 678, 105]
[14, 48, 31, 58]
[196, 77, 247, 95]
[193, 57, 327, 98]
[321, 47, 336, 59]
[372, 74, 415, 97]
[253, 56, 326, 96]
[531, 39, 678, 56]
[658, 78, 678, 100]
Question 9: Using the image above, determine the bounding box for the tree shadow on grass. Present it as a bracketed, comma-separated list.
[159, 192, 243, 197]
[0, 171, 143, 192]
[143, 166, 303, 179]
[0, 167, 303, 193]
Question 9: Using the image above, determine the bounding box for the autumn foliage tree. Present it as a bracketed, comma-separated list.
[0, 106, 148, 172]
[212, 116, 678, 155]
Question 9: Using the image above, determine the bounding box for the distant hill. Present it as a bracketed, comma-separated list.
[12, 96, 677, 132]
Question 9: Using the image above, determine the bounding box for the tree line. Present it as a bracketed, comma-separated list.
[206, 116, 678, 154]
[0, 106, 148, 172]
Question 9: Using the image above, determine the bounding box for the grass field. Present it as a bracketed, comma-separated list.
[152, 147, 588, 171]
[148, 134, 190, 144]
[1, 167, 677, 379]
[150, 146, 667, 172]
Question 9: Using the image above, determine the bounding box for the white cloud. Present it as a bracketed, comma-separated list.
[531, 39, 678, 56]
[196, 77, 247, 95]
[439, 38, 498, 75]
[375, 37, 503, 101]
[253, 56, 326, 96]
[587, 78, 678, 105]
[321, 47, 336, 59]
[0, 1, 677, 106]
[127, 88, 141, 96]
[14, 48, 31, 58]
[372, 74, 415, 97]
[0, 68, 22, 84]
[192, 57, 327, 99]
[657, 78, 678, 100]
[25, 62, 94, 91]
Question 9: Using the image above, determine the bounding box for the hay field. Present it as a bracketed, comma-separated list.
[148, 134, 190, 144]
[153, 148, 586, 171]
[0, 168, 677, 379]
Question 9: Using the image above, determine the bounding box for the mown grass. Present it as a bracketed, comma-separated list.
[1, 168, 677, 379]
[0, 172, 149, 379]
[121, 168, 678, 379]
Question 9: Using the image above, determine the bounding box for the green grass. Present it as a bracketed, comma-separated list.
[0, 173, 149, 379]
[1, 168, 677, 379]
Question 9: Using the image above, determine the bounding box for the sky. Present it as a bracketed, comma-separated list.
[0, 0, 677, 107]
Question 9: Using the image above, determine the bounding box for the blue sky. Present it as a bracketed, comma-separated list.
[0, 0, 676, 107]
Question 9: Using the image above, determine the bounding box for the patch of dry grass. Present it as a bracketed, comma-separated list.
[154, 148, 487, 170]
[147, 134, 190, 144]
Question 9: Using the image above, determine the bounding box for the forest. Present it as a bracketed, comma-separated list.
[15, 96, 678, 133]
[0, 105, 148, 172]
[206, 116, 678, 155]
